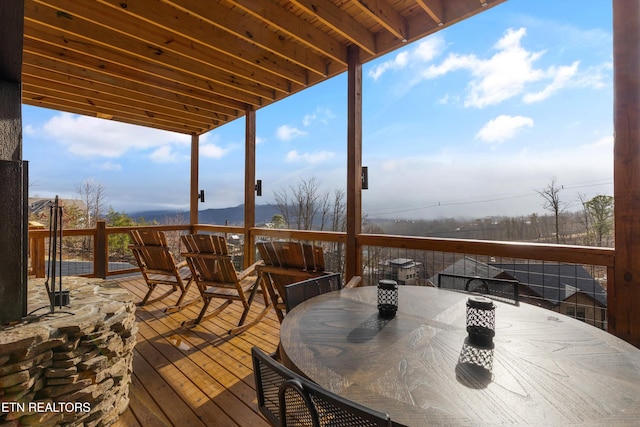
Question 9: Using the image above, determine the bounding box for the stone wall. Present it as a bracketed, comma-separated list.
[0, 277, 137, 427]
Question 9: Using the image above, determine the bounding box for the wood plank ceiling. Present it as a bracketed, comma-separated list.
[22, 0, 507, 135]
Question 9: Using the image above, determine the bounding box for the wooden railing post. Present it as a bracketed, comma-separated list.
[95, 221, 107, 278]
[31, 233, 46, 278]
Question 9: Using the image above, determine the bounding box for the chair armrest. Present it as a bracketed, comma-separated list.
[237, 260, 265, 280]
[345, 276, 362, 289]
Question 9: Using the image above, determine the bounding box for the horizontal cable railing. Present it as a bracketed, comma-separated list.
[359, 234, 613, 330]
[28, 223, 614, 329]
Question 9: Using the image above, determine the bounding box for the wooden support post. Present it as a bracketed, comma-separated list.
[612, 0, 640, 347]
[190, 133, 199, 226]
[0, 1, 26, 324]
[346, 45, 363, 282]
[244, 106, 257, 268]
[94, 220, 108, 279]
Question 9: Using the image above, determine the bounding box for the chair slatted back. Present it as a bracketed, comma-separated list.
[257, 241, 326, 272]
[181, 234, 237, 290]
[130, 229, 176, 274]
[256, 241, 331, 322]
[275, 241, 307, 270]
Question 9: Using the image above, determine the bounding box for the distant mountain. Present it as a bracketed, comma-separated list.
[130, 204, 280, 226]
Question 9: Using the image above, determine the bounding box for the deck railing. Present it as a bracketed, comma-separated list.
[28, 221, 614, 329]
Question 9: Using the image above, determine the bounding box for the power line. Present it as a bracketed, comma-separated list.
[365, 178, 613, 218]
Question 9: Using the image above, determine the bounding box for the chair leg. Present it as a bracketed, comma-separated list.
[228, 302, 272, 336]
[229, 279, 274, 336]
[164, 295, 202, 314]
[165, 278, 200, 313]
[181, 298, 232, 327]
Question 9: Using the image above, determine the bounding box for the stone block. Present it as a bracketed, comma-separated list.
[0, 350, 52, 376]
[0, 370, 29, 388]
[44, 366, 77, 378]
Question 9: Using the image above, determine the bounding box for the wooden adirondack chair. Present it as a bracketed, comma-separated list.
[129, 229, 194, 310]
[256, 241, 330, 322]
[181, 234, 271, 334]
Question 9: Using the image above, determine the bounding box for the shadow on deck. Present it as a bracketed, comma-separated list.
[111, 275, 279, 427]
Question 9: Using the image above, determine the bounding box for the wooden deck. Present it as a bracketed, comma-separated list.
[110, 275, 280, 427]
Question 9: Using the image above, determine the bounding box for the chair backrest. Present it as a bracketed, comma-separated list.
[284, 273, 342, 312]
[181, 234, 238, 288]
[251, 346, 392, 427]
[257, 241, 325, 272]
[129, 229, 177, 272]
[252, 346, 297, 427]
[437, 273, 519, 304]
[279, 375, 392, 427]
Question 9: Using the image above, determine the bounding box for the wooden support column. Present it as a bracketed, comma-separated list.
[190, 133, 199, 226]
[244, 106, 257, 268]
[346, 45, 363, 282]
[612, 0, 640, 347]
[0, 1, 26, 324]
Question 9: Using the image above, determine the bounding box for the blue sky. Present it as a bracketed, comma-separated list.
[23, 0, 613, 220]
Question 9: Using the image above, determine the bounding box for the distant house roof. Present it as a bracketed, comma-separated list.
[29, 198, 86, 215]
[489, 263, 607, 307]
[383, 258, 421, 268]
[430, 256, 504, 283]
[429, 257, 607, 308]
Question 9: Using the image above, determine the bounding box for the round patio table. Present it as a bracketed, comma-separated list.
[279, 285, 640, 427]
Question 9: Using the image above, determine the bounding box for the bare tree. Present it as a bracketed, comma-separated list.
[536, 178, 565, 244]
[75, 178, 107, 228]
[274, 177, 323, 230]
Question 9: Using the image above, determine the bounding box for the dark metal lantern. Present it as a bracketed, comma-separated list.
[377, 279, 398, 319]
[466, 296, 495, 346]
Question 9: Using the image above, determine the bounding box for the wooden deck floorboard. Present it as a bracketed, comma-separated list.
[111, 275, 279, 427]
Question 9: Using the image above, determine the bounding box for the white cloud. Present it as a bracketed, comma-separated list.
[149, 146, 177, 163]
[414, 27, 590, 108]
[363, 136, 613, 220]
[523, 61, 579, 103]
[200, 143, 228, 159]
[285, 150, 335, 164]
[23, 124, 36, 136]
[276, 125, 307, 141]
[476, 115, 534, 145]
[369, 36, 445, 80]
[582, 135, 613, 151]
[42, 113, 189, 157]
[302, 107, 335, 126]
[95, 161, 122, 171]
[465, 28, 546, 107]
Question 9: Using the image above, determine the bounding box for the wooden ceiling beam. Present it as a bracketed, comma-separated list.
[94, 0, 306, 90]
[22, 51, 244, 117]
[22, 75, 218, 130]
[22, 95, 204, 134]
[353, 0, 408, 41]
[415, 0, 445, 26]
[223, 0, 348, 68]
[22, 63, 229, 122]
[22, 86, 214, 132]
[290, 0, 377, 56]
[166, 0, 331, 78]
[25, 3, 270, 105]
[375, 1, 503, 56]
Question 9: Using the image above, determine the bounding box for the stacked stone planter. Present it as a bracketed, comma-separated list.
[0, 277, 137, 427]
